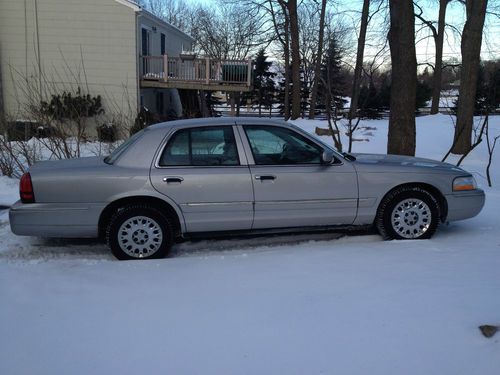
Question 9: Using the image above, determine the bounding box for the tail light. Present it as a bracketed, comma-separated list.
[20, 172, 35, 203]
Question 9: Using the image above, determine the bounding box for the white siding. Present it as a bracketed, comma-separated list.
[0, 0, 138, 121]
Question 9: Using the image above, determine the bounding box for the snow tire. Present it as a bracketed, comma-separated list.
[376, 186, 440, 240]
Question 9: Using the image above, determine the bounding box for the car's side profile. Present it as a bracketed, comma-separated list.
[10, 118, 485, 260]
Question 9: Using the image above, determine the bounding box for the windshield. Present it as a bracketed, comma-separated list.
[104, 130, 145, 164]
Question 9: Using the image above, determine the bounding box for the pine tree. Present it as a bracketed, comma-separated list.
[251, 49, 277, 117]
[316, 36, 347, 116]
[358, 80, 383, 119]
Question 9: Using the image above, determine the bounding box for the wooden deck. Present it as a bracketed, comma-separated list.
[140, 56, 252, 92]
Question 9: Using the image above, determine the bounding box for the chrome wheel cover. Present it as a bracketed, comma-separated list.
[117, 216, 163, 258]
[391, 198, 432, 239]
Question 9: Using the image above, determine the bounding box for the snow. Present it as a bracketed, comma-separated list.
[1, 114, 500, 374]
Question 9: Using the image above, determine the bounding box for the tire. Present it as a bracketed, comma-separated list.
[376, 186, 440, 240]
[106, 205, 173, 260]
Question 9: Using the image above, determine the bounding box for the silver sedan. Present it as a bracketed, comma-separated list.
[10, 117, 485, 260]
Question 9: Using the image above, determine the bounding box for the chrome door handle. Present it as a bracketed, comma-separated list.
[163, 176, 184, 184]
[255, 175, 276, 181]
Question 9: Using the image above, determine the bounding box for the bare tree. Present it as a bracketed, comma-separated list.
[486, 119, 499, 187]
[274, 0, 291, 119]
[283, 0, 301, 119]
[414, 0, 450, 115]
[387, 0, 417, 156]
[137, 0, 193, 32]
[452, 0, 488, 154]
[190, 2, 270, 60]
[308, 0, 327, 119]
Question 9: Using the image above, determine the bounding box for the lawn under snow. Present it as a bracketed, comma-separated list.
[1, 114, 500, 374]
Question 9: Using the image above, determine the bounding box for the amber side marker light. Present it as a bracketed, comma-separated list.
[453, 176, 477, 192]
[20, 172, 35, 203]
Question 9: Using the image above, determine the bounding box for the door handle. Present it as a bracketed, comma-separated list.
[255, 175, 276, 181]
[163, 176, 184, 184]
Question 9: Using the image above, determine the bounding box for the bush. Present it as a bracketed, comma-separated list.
[97, 124, 117, 143]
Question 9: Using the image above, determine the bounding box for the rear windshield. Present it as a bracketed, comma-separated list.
[104, 130, 145, 164]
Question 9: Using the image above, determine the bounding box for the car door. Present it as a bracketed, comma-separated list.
[239, 124, 358, 229]
[150, 125, 254, 233]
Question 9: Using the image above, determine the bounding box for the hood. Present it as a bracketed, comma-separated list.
[351, 153, 465, 173]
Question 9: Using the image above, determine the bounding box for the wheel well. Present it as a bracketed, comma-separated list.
[98, 196, 182, 239]
[378, 183, 448, 222]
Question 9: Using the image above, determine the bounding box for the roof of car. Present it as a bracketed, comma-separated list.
[148, 117, 290, 131]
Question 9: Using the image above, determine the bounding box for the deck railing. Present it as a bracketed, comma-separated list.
[140, 55, 253, 88]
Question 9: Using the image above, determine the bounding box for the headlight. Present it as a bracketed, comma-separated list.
[453, 176, 477, 191]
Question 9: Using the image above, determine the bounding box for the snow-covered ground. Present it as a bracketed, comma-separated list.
[1, 114, 499, 374]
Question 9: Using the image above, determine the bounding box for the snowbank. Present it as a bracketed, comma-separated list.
[0, 115, 499, 374]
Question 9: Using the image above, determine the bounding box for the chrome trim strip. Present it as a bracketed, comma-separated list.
[183, 201, 253, 207]
[255, 198, 357, 205]
[11, 207, 89, 212]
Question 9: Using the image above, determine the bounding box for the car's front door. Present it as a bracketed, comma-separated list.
[240, 124, 358, 229]
[150, 125, 253, 233]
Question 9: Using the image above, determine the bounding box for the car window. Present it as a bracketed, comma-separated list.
[159, 126, 239, 166]
[244, 125, 323, 165]
[104, 130, 144, 164]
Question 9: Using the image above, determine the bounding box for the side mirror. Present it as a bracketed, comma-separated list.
[321, 149, 335, 164]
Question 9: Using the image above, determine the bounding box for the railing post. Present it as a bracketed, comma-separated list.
[205, 57, 210, 84]
[247, 59, 252, 87]
[216, 61, 221, 81]
[163, 54, 168, 82]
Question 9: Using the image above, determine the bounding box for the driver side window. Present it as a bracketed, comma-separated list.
[244, 125, 323, 165]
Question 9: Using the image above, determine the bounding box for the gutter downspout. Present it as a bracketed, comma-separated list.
[135, 11, 141, 115]
[34, 0, 42, 102]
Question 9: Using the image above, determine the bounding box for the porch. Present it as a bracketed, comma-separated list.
[140, 56, 253, 92]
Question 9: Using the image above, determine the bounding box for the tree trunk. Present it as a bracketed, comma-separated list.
[430, 0, 449, 114]
[199, 90, 209, 117]
[308, 0, 327, 119]
[277, 0, 291, 120]
[288, 0, 301, 120]
[387, 0, 417, 156]
[452, 0, 488, 154]
[348, 0, 370, 121]
[283, 26, 291, 120]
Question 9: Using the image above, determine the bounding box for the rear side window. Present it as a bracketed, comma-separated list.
[104, 130, 144, 164]
[159, 126, 239, 166]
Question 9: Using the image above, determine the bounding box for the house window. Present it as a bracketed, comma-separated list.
[141, 28, 150, 55]
[156, 92, 164, 115]
[161, 33, 166, 55]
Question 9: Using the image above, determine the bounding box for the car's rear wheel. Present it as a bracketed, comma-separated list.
[376, 186, 440, 240]
[106, 205, 173, 260]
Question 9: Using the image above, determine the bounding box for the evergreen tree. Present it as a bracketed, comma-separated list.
[415, 80, 432, 112]
[316, 36, 347, 115]
[251, 49, 277, 117]
[358, 79, 383, 119]
[451, 62, 499, 115]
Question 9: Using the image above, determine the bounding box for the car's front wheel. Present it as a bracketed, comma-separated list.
[106, 205, 173, 260]
[376, 186, 440, 240]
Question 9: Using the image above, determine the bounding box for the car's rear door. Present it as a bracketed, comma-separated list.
[239, 124, 358, 229]
[150, 125, 253, 233]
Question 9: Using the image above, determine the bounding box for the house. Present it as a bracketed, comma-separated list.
[0, 0, 252, 133]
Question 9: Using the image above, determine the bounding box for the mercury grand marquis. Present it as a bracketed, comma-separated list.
[10, 118, 485, 260]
